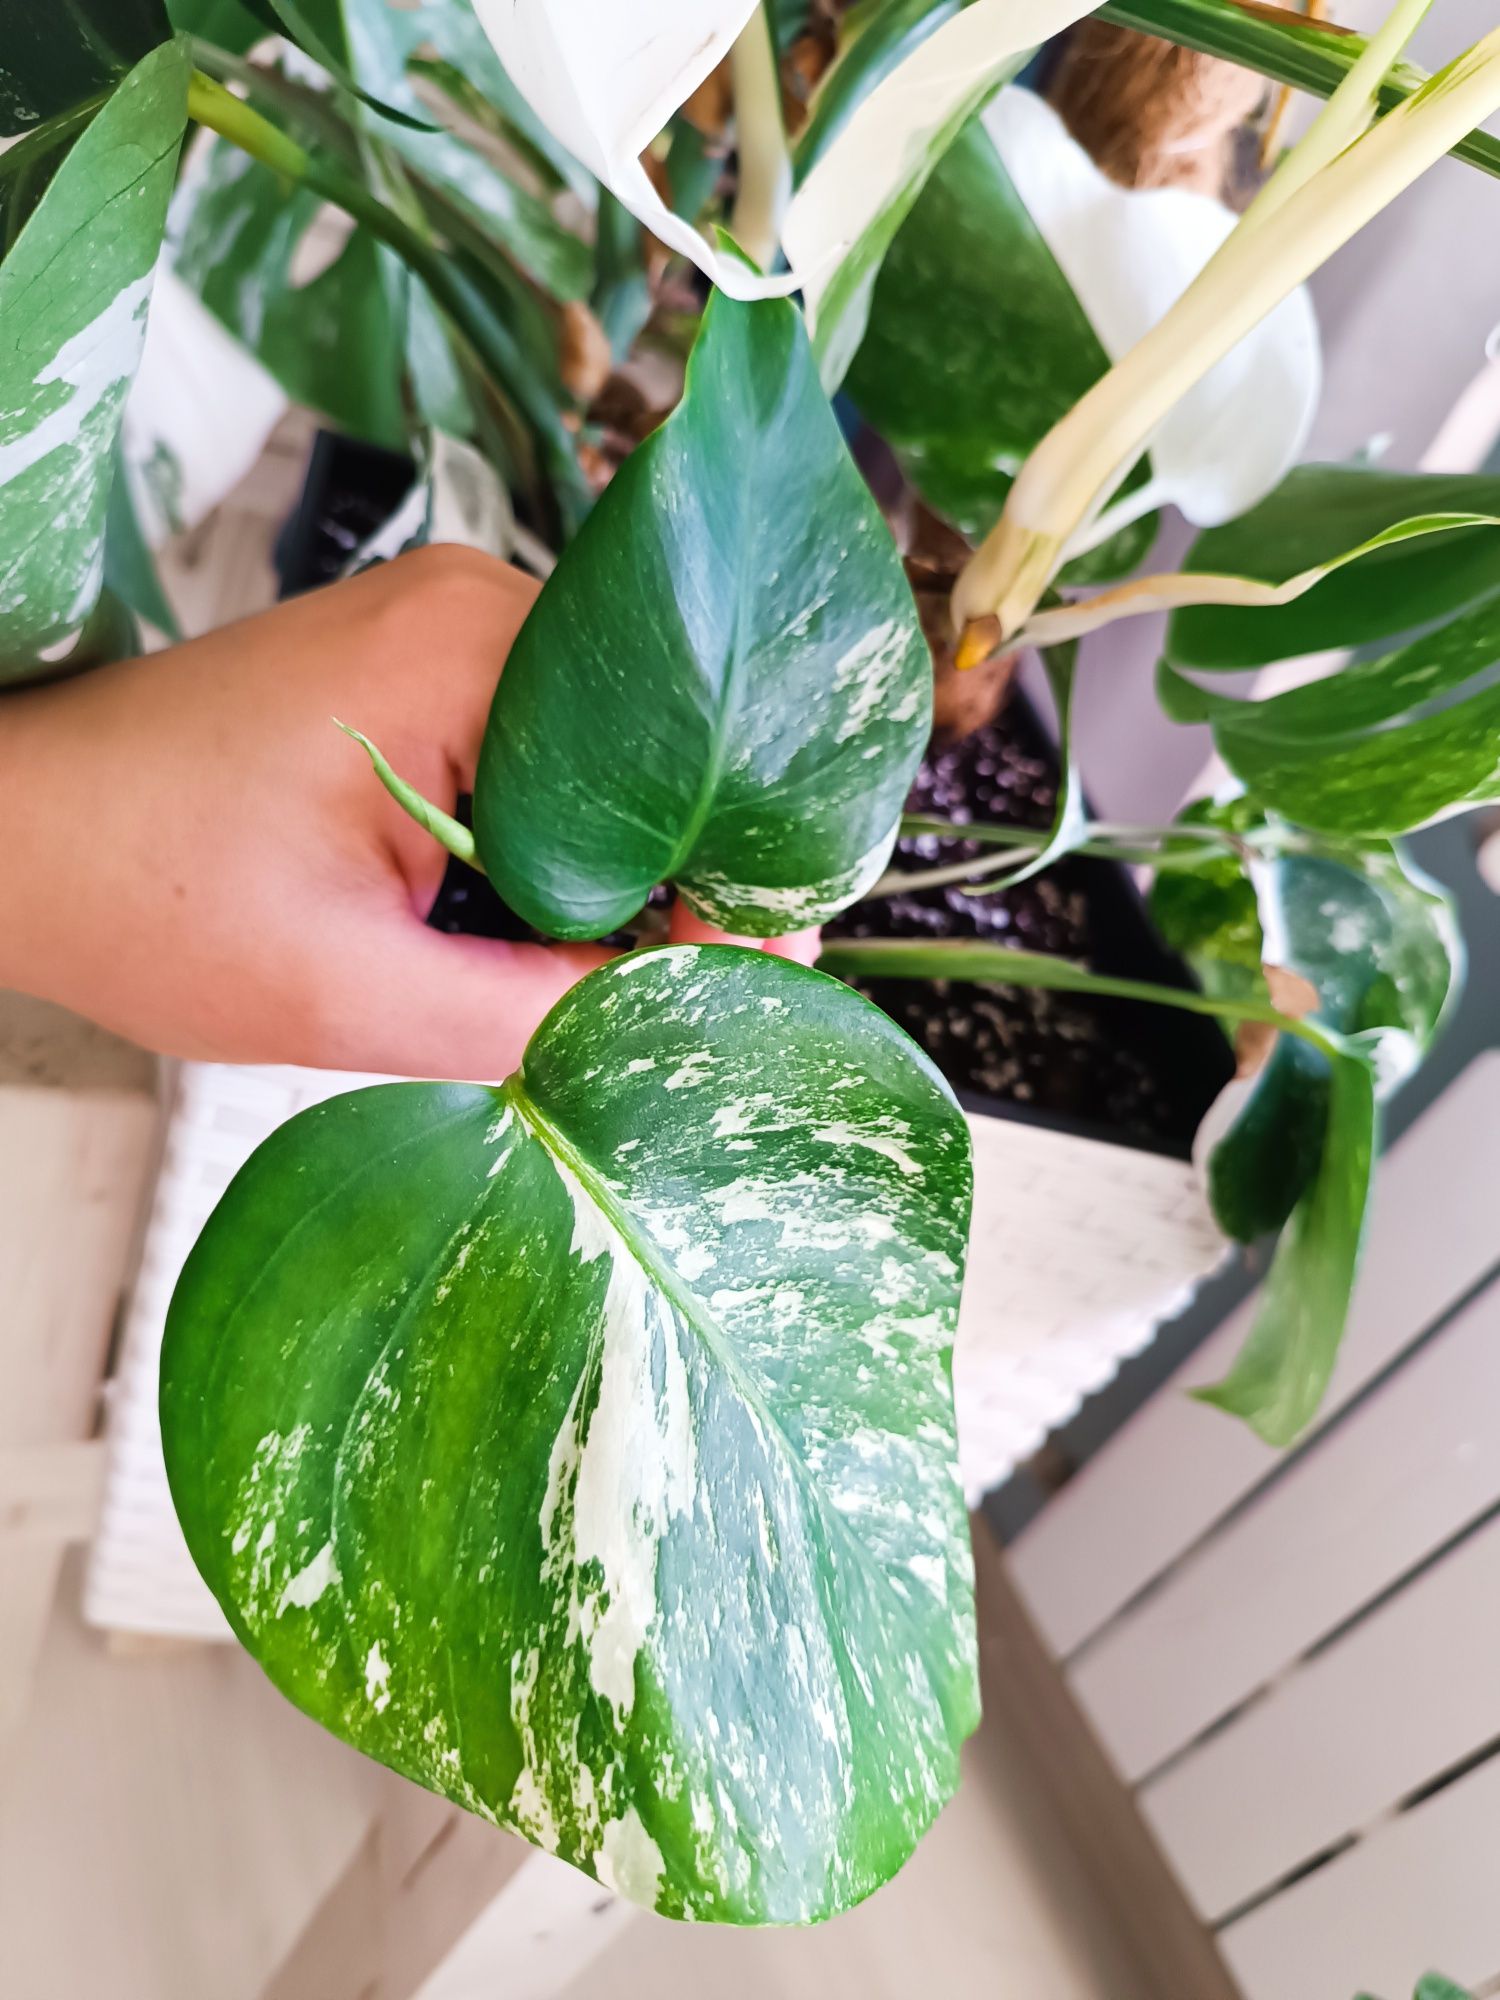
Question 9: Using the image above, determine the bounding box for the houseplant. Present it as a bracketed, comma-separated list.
[4, 0, 1500, 1926]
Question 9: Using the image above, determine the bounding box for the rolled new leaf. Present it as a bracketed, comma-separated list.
[475, 290, 932, 939]
[161, 946, 979, 1923]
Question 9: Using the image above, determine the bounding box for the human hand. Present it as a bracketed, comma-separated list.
[0, 547, 821, 1078]
[0, 547, 611, 1079]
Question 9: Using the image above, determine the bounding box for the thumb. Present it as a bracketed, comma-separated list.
[668, 901, 822, 967]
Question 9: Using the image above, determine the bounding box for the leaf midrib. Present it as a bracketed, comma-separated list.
[504, 1073, 960, 1705]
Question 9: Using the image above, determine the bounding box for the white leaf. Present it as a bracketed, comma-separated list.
[467, 0, 795, 300]
[984, 87, 1321, 541]
[122, 263, 289, 547]
[783, 0, 1102, 390]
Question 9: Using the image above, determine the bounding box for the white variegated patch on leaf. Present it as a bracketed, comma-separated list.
[985, 87, 1321, 553]
[0, 40, 188, 674]
[467, 0, 795, 300]
[161, 947, 980, 1924]
[782, 0, 1102, 391]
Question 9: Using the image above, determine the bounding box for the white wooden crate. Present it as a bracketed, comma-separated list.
[1010, 1052, 1500, 2000]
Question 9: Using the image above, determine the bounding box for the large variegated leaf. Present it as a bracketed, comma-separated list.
[161, 946, 979, 1923]
[0, 0, 169, 134]
[0, 39, 188, 679]
[467, 0, 794, 301]
[782, 0, 1102, 390]
[474, 291, 931, 940]
[1167, 464, 1500, 670]
[1160, 589, 1500, 836]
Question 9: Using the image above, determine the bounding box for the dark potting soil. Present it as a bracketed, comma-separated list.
[823, 695, 1234, 1155]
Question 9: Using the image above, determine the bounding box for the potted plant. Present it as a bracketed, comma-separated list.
[4, 0, 1499, 1931]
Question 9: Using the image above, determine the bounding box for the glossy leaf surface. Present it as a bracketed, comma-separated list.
[1193, 1047, 1376, 1447]
[0, 0, 169, 134]
[476, 292, 931, 940]
[784, 0, 1100, 390]
[847, 112, 1157, 578]
[1153, 807, 1459, 1241]
[162, 947, 979, 1923]
[1161, 589, 1500, 836]
[1168, 465, 1500, 671]
[0, 39, 188, 678]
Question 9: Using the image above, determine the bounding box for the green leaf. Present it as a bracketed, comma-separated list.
[1194, 1046, 1376, 1447]
[1161, 588, 1500, 836]
[169, 137, 407, 449]
[0, 39, 188, 680]
[793, 0, 964, 183]
[1167, 465, 1500, 671]
[846, 113, 1157, 577]
[474, 291, 932, 940]
[166, 0, 267, 54]
[0, 0, 170, 134]
[1153, 806, 1460, 1242]
[161, 945, 979, 1923]
[104, 439, 182, 642]
[1100, 0, 1500, 185]
[337, 724, 479, 869]
[785, 0, 1106, 391]
[335, 0, 593, 302]
[1412, 1979, 1477, 2000]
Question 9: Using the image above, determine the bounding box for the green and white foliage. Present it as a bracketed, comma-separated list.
[0, 38, 188, 677]
[161, 946, 979, 1922]
[1152, 803, 1459, 1442]
[468, 0, 793, 300]
[1162, 584, 1500, 838]
[851, 86, 1317, 561]
[1166, 463, 1500, 670]
[475, 291, 932, 940]
[784, 0, 1102, 390]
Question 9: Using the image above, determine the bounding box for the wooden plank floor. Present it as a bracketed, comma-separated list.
[0, 1534, 1221, 2000]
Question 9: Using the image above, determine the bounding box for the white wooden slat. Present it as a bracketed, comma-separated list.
[1068, 1275, 1500, 1782]
[1220, 1749, 1500, 2000]
[1010, 1052, 1500, 1658]
[1140, 1506, 1500, 1922]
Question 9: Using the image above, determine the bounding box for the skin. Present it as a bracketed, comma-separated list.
[0, 546, 816, 1080]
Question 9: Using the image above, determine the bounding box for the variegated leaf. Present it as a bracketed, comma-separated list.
[782, 0, 1102, 390]
[161, 946, 979, 1923]
[0, 39, 188, 678]
[474, 290, 931, 940]
[466, 0, 795, 301]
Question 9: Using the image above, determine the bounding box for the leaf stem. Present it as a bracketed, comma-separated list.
[817, 938, 1341, 1054]
[730, 5, 793, 272]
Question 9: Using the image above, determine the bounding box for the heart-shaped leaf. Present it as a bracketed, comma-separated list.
[0, 38, 188, 679]
[474, 290, 932, 940]
[0, 0, 170, 134]
[1167, 464, 1500, 670]
[161, 946, 979, 1923]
